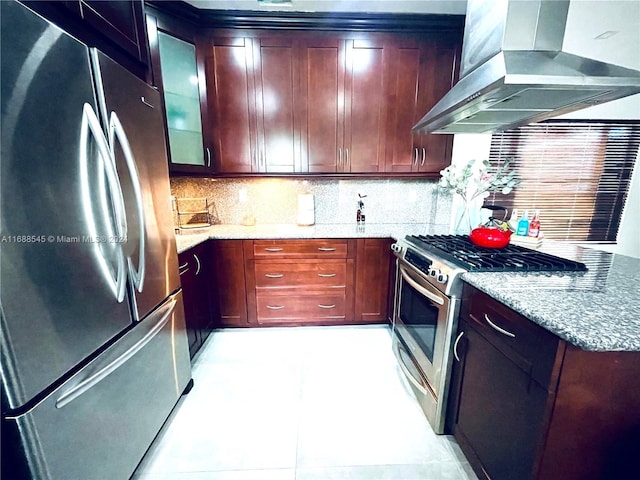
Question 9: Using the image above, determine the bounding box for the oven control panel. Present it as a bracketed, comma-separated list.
[392, 241, 466, 297]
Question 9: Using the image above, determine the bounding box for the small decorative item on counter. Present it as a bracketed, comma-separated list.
[528, 209, 541, 237]
[516, 209, 530, 236]
[175, 197, 212, 229]
[241, 213, 256, 226]
[357, 192, 367, 224]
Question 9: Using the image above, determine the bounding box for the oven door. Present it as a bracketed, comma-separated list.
[393, 260, 458, 407]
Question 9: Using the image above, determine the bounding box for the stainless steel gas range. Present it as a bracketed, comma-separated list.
[390, 235, 587, 434]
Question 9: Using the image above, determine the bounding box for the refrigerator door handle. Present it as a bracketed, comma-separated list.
[80, 102, 128, 303]
[54, 293, 178, 410]
[109, 111, 146, 292]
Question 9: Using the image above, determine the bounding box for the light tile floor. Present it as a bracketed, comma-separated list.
[133, 325, 478, 480]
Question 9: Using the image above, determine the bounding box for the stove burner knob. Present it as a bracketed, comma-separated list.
[391, 243, 402, 253]
[428, 267, 438, 278]
[436, 273, 448, 284]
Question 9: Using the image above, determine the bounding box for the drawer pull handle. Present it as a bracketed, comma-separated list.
[484, 314, 516, 338]
[265, 273, 284, 278]
[265, 247, 284, 252]
[179, 262, 189, 270]
[317, 273, 337, 278]
[266, 305, 285, 310]
[318, 304, 336, 309]
[317, 247, 336, 252]
[453, 331, 464, 362]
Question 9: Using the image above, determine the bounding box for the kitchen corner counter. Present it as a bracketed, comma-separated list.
[174, 223, 444, 253]
[461, 243, 640, 352]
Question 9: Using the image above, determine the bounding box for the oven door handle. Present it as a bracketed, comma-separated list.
[399, 266, 444, 306]
[396, 343, 429, 396]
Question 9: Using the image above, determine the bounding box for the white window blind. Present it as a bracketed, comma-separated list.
[486, 121, 639, 242]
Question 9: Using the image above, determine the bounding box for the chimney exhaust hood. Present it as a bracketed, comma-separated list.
[414, 0, 640, 134]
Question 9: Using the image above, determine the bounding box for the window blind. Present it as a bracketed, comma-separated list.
[485, 121, 640, 242]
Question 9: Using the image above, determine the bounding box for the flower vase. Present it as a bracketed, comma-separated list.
[454, 202, 473, 235]
[453, 198, 482, 235]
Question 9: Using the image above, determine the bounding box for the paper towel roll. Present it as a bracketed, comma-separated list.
[297, 193, 315, 226]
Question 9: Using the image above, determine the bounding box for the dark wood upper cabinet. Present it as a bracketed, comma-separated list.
[146, 8, 213, 175]
[385, 38, 458, 174]
[253, 37, 298, 173]
[145, 4, 464, 177]
[79, 1, 147, 63]
[23, 0, 149, 81]
[299, 37, 344, 173]
[343, 39, 389, 173]
[206, 36, 256, 173]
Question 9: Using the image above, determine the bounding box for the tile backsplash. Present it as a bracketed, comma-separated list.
[170, 177, 452, 228]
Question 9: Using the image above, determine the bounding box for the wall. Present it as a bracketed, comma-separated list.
[171, 177, 452, 228]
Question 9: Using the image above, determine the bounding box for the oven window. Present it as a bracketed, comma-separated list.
[399, 280, 438, 363]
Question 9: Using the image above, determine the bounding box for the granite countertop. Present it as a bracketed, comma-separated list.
[462, 242, 640, 352]
[174, 223, 446, 253]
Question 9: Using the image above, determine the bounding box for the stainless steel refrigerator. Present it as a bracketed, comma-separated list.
[1, 2, 192, 479]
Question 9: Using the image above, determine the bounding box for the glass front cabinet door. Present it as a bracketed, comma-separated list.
[155, 29, 211, 173]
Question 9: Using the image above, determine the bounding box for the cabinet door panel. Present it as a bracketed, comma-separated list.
[456, 323, 548, 480]
[210, 240, 248, 326]
[301, 39, 344, 173]
[417, 45, 456, 173]
[207, 38, 255, 173]
[80, 0, 145, 62]
[386, 45, 421, 173]
[355, 238, 393, 322]
[344, 39, 386, 173]
[254, 38, 297, 173]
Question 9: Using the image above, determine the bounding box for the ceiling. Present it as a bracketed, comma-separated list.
[183, 0, 468, 14]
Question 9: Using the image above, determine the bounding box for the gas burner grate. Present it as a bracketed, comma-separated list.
[406, 235, 587, 273]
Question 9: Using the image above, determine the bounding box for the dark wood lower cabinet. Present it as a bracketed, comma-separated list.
[209, 240, 249, 327]
[355, 238, 394, 322]
[201, 237, 393, 327]
[448, 284, 640, 480]
[178, 243, 212, 358]
[452, 318, 549, 480]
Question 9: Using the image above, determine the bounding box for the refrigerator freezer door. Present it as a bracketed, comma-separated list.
[0, 1, 133, 409]
[3, 291, 191, 480]
[93, 50, 181, 320]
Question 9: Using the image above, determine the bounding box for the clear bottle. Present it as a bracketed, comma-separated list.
[528, 210, 541, 237]
[516, 210, 530, 236]
[507, 208, 520, 232]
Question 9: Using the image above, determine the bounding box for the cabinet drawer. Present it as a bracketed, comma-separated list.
[256, 294, 346, 323]
[464, 286, 560, 390]
[255, 261, 346, 290]
[253, 240, 348, 259]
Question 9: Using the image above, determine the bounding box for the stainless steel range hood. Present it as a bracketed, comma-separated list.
[414, 0, 640, 134]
